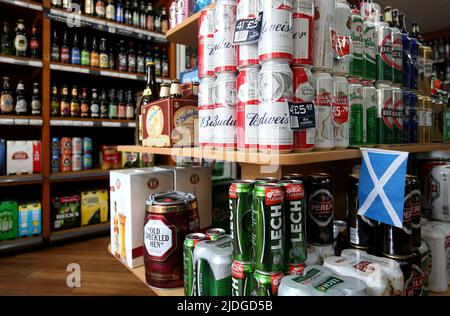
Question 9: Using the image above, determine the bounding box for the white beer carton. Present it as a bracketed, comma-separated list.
[109, 168, 173, 268]
[6, 141, 41, 175]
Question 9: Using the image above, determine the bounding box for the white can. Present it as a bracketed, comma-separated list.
[332, 0, 351, 75]
[305, 244, 320, 266]
[313, 70, 334, 150]
[72, 137, 83, 154]
[431, 165, 450, 222]
[214, 1, 237, 73]
[292, 0, 314, 66]
[308, 243, 335, 264]
[236, 0, 259, 68]
[198, 76, 216, 148]
[313, 0, 335, 71]
[349, 8, 364, 78]
[72, 154, 82, 171]
[258, 0, 293, 62]
[198, 8, 215, 78]
[214, 72, 237, 149]
[332, 75, 349, 149]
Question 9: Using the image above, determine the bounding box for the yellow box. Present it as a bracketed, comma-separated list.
[81, 190, 109, 226]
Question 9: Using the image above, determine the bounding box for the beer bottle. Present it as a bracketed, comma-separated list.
[90, 88, 100, 118]
[127, 41, 136, 73]
[30, 25, 40, 59]
[62, 0, 70, 9]
[70, 85, 80, 117]
[81, 35, 90, 66]
[118, 40, 127, 71]
[51, 83, 60, 116]
[145, 2, 154, 31]
[139, 1, 146, 29]
[15, 81, 27, 115]
[109, 46, 115, 69]
[51, 30, 60, 62]
[85, 0, 94, 15]
[108, 88, 117, 119]
[154, 48, 161, 77]
[411, 21, 424, 44]
[106, 0, 115, 20]
[60, 31, 70, 63]
[384, 6, 394, 27]
[136, 44, 145, 74]
[99, 38, 109, 68]
[145, 45, 153, 64]
[60, 84, 70, 117]
[159, 83, 170, 99]
[31, 83, 41, 116]
[116, 0, 124, 23]
[71, 32, 80, 65]
[154, 9, 161, 33]
[14, 19, 27, 57]
[95, 0, 106, 19]
[162, 49, 169, 78]
[0, 77, 14, 114]
[51, 0, 62, 8]
[124, 1, 132, 25]
[132, 0, 140, 27]
[398, 12, 408, 34]
[80, 87, 90, 118]
[125, 90, 134, 120]
[1, 22, 12, 55]
[136, 62, 157, 144]
[117, 89, 126, 119]
[170, 79, 182, 98]
[161, 6, 168, 34]
[100, 89, 108, 118]
[90, 37, 99, 67]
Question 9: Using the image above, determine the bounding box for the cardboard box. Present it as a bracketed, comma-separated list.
[109, 168, 174, 268]
[0, 139, 5, 175]
[18, 202, 41, 238]
[51, 195, 81, 231]
[0, 200, 18, 241]
[6, 141, 41, 175]
[81, 190, 109, 226]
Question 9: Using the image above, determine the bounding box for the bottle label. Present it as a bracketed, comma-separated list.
[71, 49, 80, 64]
[81, 51, 90, 65]
[100, 53, 109, 68]
[106, 5, 115, 19]
[95, 2, 105, 16]
[90, 103, 99, 115]
[91, 52, 99, 66]
[14, 35, 27, 52]
[81, 102, 90, 115]
[162, 63, 169, 77]
[118, 105, 126, 119]
[126, 105, 134, 119]
[119, 54, 127, 70]
[109, 104, 117, 118]
[30, 39, 40, 50]
[1, 94, 14, 113]
[128, 57, 136, 68]
[31, 99, 41, 111]
[61, 101, 70, 115]
[15, 98, 27, 113]
[61, 48, 70, 62]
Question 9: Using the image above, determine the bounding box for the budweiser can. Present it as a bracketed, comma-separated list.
[198, 76, 216, 148]
[198, 8, 215, 78]
[292, 0, 314, 66]
[332, 0, 351, 75]
[349, 8, 364, 79]
[313, 70, 334, 150]
[214, 71, 237, 149]
[236, 0, 259, 68]
[258, 60, 293, 152]
[293, 66, 315, 151]
[375, 21, 393, 83]
[348, 78, 364, 147]
[332, 75, 349, 149]
[258, 0, 293, 62]
[362, 81, 377, 146]
[214, 0, 237, 73]
[237, 65, 259, 151]
[313, 0, 335, 71]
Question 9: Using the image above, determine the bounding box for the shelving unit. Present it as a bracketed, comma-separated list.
[0, 115, 43, 126]
[50, 222, 110, 243]
[0, 236, 43, 254]
[49, 169, 110, 182]
[0, 174, 43, 187]
[0, 54, 43, 67]
[0, 0, 42, 11]
[50, 117, 135, 128]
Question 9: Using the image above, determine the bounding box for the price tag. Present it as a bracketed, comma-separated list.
[288, 102, 316, 130]
[29, 119, 43, 126]
[233, 12, 263, 44]
[128, 122, 136, 128]
[81, 121, 94, 127]
[102, 122, 120, 127]
[14, 119, 28, 125]
[0, 118, 14, 125]
[29, 60, 43, 67]
[0, 56, 15, 64]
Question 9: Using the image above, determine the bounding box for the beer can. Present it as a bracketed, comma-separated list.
[258, 60, 293, 153]
[349, 8, 364, 79]
[83, 137, 92, 155]
[430, 165, 450, 222]
[406, 176, 422, 250]
[391, 86, 404, 144]
[431, 96, 444, 142]
[213, 1, 237, 73]
[198, 76, 215, 148]
[82, 154, 92, 170]
[198, 8, 215, 78]
[418, 95, 432, 143]
[375, 82, 393, 144]
[51, 137, 61, 156]
[258, 0, 293, 62]
[395, 256, 414, 296]
[184, 233, 206, 296]
[236, 0, 259, 68]
[332, 75, 350, 149]
[292, 0, 314, 66]
[410, 250, 423, 296]
[51, 154, 60, 173]
[402, 31, 411, 88]
[214, 71, 237, 149]
[236, 0, 258, 20]
[176, 0, 194, 25]
[363, 20, 377, 81]
[60, 154, 72, 172]
[255, 177, 278, 185]
[418, 46, 433, 95]
[313, 70, 334, 151]
[362, 80, 377, 145]
[72, 137, 83, 154]
[402, 90, 418, 144]
[61, 137, 72, 155]
[292, 66, 315, 152]
[375, 21, 393, 83]
[408, 37, 419, 90]
[286, 263, 306, 275]
[252, 183, 285, 272]
[332, 0, 351, 76]
[237, 66, 259, 151]
[206, 228, 226, 241]
[71, 154, 82, 172]
[231, 260, 253, 296]
[391, 26, 403, 85]
[306, 173, 334, 245]
[313, 0, 335, 71]
[251, 270, 284, 296]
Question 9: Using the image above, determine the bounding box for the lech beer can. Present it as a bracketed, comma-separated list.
[332, 75, 350, 149]
[229, 180, 254, 262]
[306, 173, 334, 245]
[198, 76, 215, 148]
[313, 0, 335, 71]
[349, 8, 364, 78]
[348, 78, 364, 147]
[391, 24, 403, 85]
[251, 270, 284, 296]
[403, 90, 418, 144]
[236, 0, 259, 68]
[332, 0, 351, 76]
[198, 8, 215, 78]
[363, 20, 377, 81]
[231, 260, 253, 296]
[375, 82, 393, 144]
[391, 86, 404, 144]
[184, 233, 206, 296]
[252, 183, 285, 272]
[375, 21, 393, 83]
[313, 70, 334, 151]
[362, 80, 377, 145]
[214, 71, 237, 150]
[418, 45, 433, 95]
[258, 0, 293, 62]
[213, 0, 237, 73]
[206, 228, 226, 241]
[292, 0, 314, 66]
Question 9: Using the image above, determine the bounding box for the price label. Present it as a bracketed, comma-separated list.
[14, 119, 28, 125]
[29, 119, 43, 126]
[331, 30, 350, 59]
[0, 118, 14, 125]
[288, 101, 316, 130]
[102, 122, 121, 127]
[233, 12, 263, 44]
[81, 121, 94, 127]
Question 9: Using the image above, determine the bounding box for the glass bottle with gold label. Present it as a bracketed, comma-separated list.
[99, 38, 109, 68]
[14, 19, 27, 57]
[80, 87, 90, 118]
[51, 83, 59, 116]
[60, 84, 70, 117]
[0, 77, 14, 114]
[90, 37, 99, 68]
[136, 61, 157, 145]
[70, 85, 80, 118]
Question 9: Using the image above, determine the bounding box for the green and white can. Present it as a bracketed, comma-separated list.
[184, 233, 207, 296]
[363, 20, 377, 81]
[348, 78, 364, 146]
[349, 9, 364, 78]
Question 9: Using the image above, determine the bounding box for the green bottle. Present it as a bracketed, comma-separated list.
[81, 35, 90, 66]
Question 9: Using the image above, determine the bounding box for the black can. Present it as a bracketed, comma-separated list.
[306, 173, 334, 245]
[281, 174, 305, 182]
[406, 175, 421, 250]
[394, 256, 414, 296]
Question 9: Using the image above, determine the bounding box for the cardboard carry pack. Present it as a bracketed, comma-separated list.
[81, 190, 109, 226]
[0, 200, 18, 241]
[6, 141, 41, 175]
[51, 195, 81, 231]
[18, 202, 41, 238]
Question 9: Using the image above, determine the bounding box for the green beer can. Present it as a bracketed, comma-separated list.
[229, 180, 254, 262]
[206, 228, 226, 241]
[375, 22, 393, 82]
[362, 81, 377, 145]
[255, 177, 278, 185]
[349, 9, 364, 78]
[376, 82, 393, 144]
[231, 260, 253, 296]
[391, 86, 404, 144]
[363, 20, 377, 81]
[184, 233, 207, 296]
[251, 270, 284, 296]
[349, 78, 364, 146]
[252, 183, 285, 272]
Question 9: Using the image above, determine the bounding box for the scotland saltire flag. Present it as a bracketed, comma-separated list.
[357, 148, 409, 228]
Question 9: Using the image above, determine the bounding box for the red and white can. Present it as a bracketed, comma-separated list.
[332, 0, 352, 75]
[258, 0, 293, 62]
[236, 0, 259, 68]
[169, 1, 177, 29]
[313, 70, 334, 150]
[332, 75, 350, 149]
[176, 0, 194, 25]
[292, 66, 315, 152]
[198, 8, 215, 78]
[72, 154, 82, 171]
[214, 72, 237, 149]
[313, 0, 335, 71]
[292, 0, 314, 66]
[72, 137, 83, 154]
[214, 0, 237, 73]
[237, 65, 259, 151]
[198, 76, 216, 148]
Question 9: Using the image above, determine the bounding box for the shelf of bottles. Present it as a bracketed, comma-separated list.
[0, 0, 43, 11]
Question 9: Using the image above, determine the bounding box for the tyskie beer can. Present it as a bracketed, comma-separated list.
[349, 8, 364, 78]
[198, 76, 215, 148]
[332, 0, 351, 76]
[61, 137, 72, 155]
[402, 90, 418, 144]
[71, 154, 82, 171]
[408, 36, 419, 90]
[418, 95, 432, 143]
[251, 270, 284, 296]
[418, 45, 433, 95]
[231, 260, 253, 296]
[292, 66, 315, 152]
[214, 71, 237, 149]
[362, 81, 377, 146]
[280, 180, 307, 266]
[206, 228, 226, 241]
[198, 8, 215, 78]
[213, 1, 237, 73]
[391, 25, 403, 86]
[60, 154, 72, 172]
[313, 0, 335, 71]
[375, 21, 393, 83]
[229, 180, 254, 262]
[184, 233, 207, 296]
[258, 60, 293, 153]
[406, 176, 421, 251]
[363, 20, 377, 81]
[375, 82, 393, 144]
[348, 78, 364, 147]
[236, 0, 259, 68]
[258, 0, 293, 62]
[252, 183, 285, 272]
[313, 70, 334, 151]
[332, 75, 350, 149]
[306, 173, 334, 245]
[237, 66, 259, 151]
[391, 86, 404, 144]
[293, 0, 314, 66]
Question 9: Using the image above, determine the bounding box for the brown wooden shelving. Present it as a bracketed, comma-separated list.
[50, 222, 110, 243]
[0, 115, 43, 126]
[0, 54, 43, 68]
[0, 236, 44, 254]
[50, 117, 136, 128]
[0, 174, 43, 187]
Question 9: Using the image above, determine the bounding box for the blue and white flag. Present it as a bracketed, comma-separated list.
[357, 148, 409, 228]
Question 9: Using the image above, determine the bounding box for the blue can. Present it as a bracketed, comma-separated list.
[194, 0, 212, 12]
[83, 137, 93, 155]
[0, 139, 5, 175]
[51, 154, 60, 173]
[409, 37, 419, 90]
[402, 33, 410, 88]
[51, 137, 61, 156]
[83, 154, 92, 170]
[403, 90, 419, 144]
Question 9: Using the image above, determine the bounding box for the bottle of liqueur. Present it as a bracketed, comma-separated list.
[30, 25, 40, 58]
[51, 30, 60, 62]
[90, 37, 99, 67]
[31, 83, 41, 116]
[60, 31, 70, 63]
[124, 1, 132, 25]
[81, 35, 90, 66]
[100, 89, 108, 118]
[90, 88, 100, 118]
[71, 32, 80, 64]
[127, 41, 136, 73]
[136, 62, 158, 145]
[14, 19, 27, 57]
[95, 0, 106, 19]
[1, 22, 12, 55]
[106, 0, 115, 21]
[0, 77, 14, 114]
[70, 85, 80, 117]
[60, 84, 70, 117]
[108, 88, 117, 119]
[118, 40, 127, 71]
[136, 44, 145, 74]
[85, 0, 94, 15]
[51, 83, 60, 116]
[161, 6, 169, 34]
[145, 2, 154, 31]
[80, 87, 90, 118]
[125, 90, 134, 120]
[99, 38, 109, 68]
[116, 0, 124, 23]
[117, 89, 126, 119]
[15, 81, 27, 115]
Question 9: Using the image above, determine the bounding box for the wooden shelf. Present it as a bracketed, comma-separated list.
[50, 117, 135, 128]
[0, 174, 43, 187]
[0, 0, 42, 11]
[166, 3, 215, 47]
[0, 236, 43, 254]
[0, 54, 43, 68]
[50, 222, 110, 243]
[49, 169, 110, 182]
[0, 115, 43, 126]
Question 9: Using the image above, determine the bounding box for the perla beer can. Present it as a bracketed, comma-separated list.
[391, 23, 403, 85]
[184, 233, 207, 296]
[198, 8, 215, 78]
[375, 21, 393, 83]
[313, 70, 334, 151]
[236, 0, 259, 68]
[258, 60, 293, 152]
[214, 72, 237, 149]
[332, 75, 350, 149]
[403, 90, 418, 144]
[391, 86, 404, 144]
[231, 260, 253, 296]
[348, 78, 364, 147]
[362, 81, 377, 146]
[251, 270, 284, 296]
[418, 46, 433, 95]
[332, 0, 351, 76]
[213, 1, 237, 73]
[349, 8, 364, 78]
[292, 66, 315, 152]
[252, 183, 285, 272]
[408, 36, 419, 90]
[258, 0, 293, 62]
[363, 20, 377, 81]
[375, 82, 393, 144]
[292, 0, 314, 66]
[229, 180, 254, 262]
[198, 76, 216, 148]
[237, 66, 259, 151]
[313, 0, 335, 71]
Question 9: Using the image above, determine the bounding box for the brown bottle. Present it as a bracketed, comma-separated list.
[169, 79, 182, 98]
[136, 61, 157, 145]
[70, 85, 80, 117]
[60, 84, 70, 117]
[80, 87, 90, 118]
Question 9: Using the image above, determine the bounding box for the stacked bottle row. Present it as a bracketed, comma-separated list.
[0, 77, 41, 116]
[0, 19, 40, 58]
